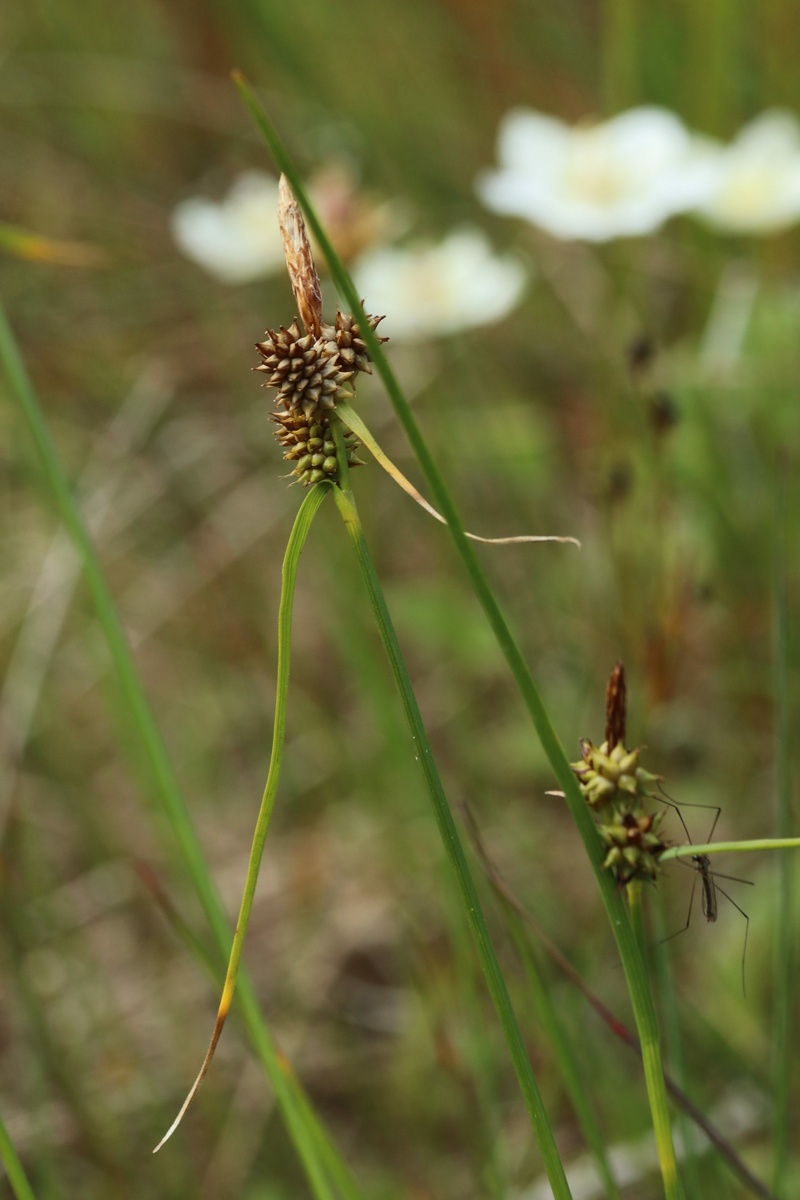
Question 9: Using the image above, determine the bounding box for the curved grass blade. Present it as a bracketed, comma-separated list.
[154, 483, 329, 1152]
[337, 401, 580, 548]
[234, 77, 683, 1198]
[0, 299, 358, 1198]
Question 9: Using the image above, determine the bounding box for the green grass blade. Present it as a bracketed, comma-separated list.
[771, 473, 793, 1195]
[330, 423, 573, 1200]
[661, 838, 800, 861]
[0, 1111, 37, 1200]
[154, 483, 328, 1152]
[235, 79, 683, 1198]
[0, 298, 359, 1199]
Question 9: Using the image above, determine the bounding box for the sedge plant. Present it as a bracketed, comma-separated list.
[231, 78, 800, 1197]
[233, 76, 686, 1200]
[154, 175, 575, 1199]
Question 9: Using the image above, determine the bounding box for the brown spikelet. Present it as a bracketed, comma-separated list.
[257, 176, 389, 484]
[321, 308, 388, 376]
[605, 661, 626, 751]
[255, 321, 354, 420]
[278, 175, 322, 337]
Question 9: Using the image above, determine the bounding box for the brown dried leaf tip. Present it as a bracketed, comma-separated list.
[278, 175, 323, 337]
[256, 176, 388, 487]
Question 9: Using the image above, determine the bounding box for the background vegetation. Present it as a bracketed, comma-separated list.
[1, 1, 798, 1196]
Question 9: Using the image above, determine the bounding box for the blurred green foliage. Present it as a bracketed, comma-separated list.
[1, 1, 799, 1196]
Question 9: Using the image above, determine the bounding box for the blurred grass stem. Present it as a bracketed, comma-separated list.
[771, 471, 793, 1195]
[0, 1111, 37, 1200]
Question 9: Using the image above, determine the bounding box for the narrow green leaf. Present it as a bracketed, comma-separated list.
[154, 484, 329, 1153]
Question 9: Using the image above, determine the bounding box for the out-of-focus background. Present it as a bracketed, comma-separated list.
[1, 2, 799, 1197]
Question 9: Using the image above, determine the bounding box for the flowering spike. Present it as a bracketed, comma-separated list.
[605, 660, 626, 751]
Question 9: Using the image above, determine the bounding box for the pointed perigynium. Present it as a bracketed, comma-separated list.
[320, 308, 388, 376]
[272, 410, 364, 487]
[256, 309, 387, 483]
[598, 810, 668, 885]
[255, 320, 354, 421]
[570, 739, 660, 810]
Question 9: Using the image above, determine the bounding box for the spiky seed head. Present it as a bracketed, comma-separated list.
[570, 738, 659, 810]
[598, 809, 668, 885]
[320, 308, 388, 377]
[256, 323, 355, 420]
[271, 410, 364, 487]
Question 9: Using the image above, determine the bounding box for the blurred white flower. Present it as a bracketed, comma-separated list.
[172, 166, 408, 286]
[476, 106, 718, 241]
[171, 171, 283, 284]
[693, 110, 800, 234]
[351, 229, 527, 341]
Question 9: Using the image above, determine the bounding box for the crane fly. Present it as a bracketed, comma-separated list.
[658, 793, 753, 996]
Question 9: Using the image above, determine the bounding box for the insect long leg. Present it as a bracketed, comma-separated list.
[662, 868, 699, 943]
[654, 784, 720, 846]
[713, 881, 751, 998]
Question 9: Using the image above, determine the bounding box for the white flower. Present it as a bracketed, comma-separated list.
[171, 171, 284, 284]
[693, 110, 800, 234]
[350, 229, 527, 341]
[476, 106, 718, 242]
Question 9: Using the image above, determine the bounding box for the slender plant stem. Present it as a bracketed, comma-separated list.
[0, 298, 360, 1199]
[661, 838, 800, 862]
[0, 1112, 37, 1200]
[651, 896, 703, 1200]
[235, 80, 684, 1198]
[627, 880, 647, 962]
[330, 418, 573, 1199]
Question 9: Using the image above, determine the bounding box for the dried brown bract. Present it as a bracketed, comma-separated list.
[278, 174, 323, 337]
